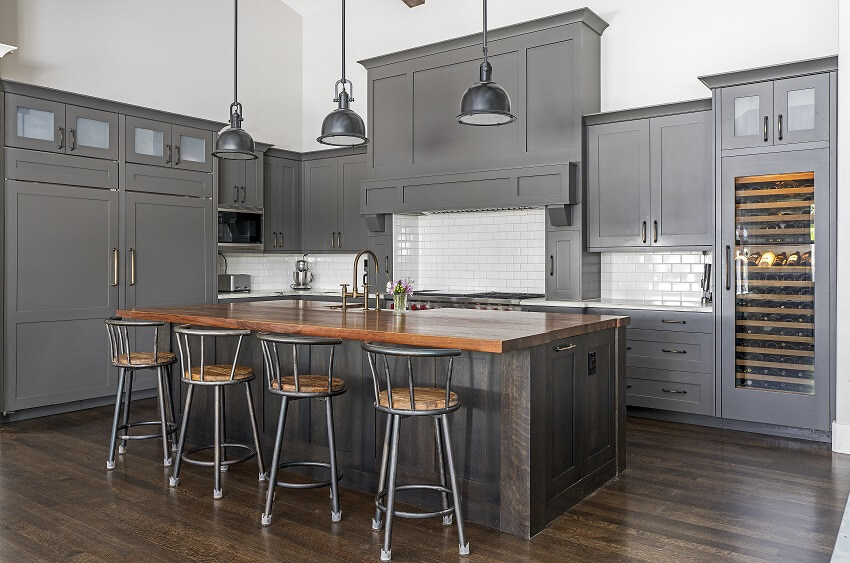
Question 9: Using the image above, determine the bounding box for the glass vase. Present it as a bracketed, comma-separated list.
[393, 293, 408, 314]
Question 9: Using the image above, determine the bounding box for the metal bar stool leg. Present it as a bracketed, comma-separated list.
[440, 414, 469, 556]
[118, 372, 135, 454]
[219, 389, 228, 472]
[107, 368, 127, 470]
[326, 396, 342, 522]
[434, 416, 452, 525]
[170, 384, 195, 487]
[261, 396, 289, 526]
[164, 365, 178, 452]
[155, 367, 172, 467]
[372, 412, 393, 531]
[244, 381, 266, 481]
[381, 414, 401, 562]
[213, 385, 223, 499]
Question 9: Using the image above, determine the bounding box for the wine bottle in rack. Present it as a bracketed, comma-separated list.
[759, 251, 776, 267]
[800, 251, 812, 266]
[786, 251, 801, 266]
[773, 252, 788, 266]
[747, 252, 762, 266]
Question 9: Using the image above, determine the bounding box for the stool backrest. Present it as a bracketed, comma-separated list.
[173, 325, 251, 382]
[105, 316, 164, 366]
[361, 342, 461, 413]
[258, 333, 342, 393]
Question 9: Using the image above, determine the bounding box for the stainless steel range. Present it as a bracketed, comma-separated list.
[402, 291, 544, 311]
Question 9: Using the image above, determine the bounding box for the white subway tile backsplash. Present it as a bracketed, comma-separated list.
[220, 252, 358, 292]
[601, 251, 710, 304]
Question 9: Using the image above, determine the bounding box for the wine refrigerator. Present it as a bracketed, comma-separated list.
[720, 149, 831, 430]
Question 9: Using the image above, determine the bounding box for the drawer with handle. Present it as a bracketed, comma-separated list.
[625, 369, 714, 416]
[588, 308, 713, 334]
[626, 329, 713, 373]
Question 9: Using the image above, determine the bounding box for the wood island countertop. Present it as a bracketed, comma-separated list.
[118, 300, 629, 353]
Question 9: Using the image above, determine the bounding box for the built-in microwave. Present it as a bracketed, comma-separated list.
[218, 210, 263, 250]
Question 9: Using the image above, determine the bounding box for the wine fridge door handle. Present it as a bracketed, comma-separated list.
[112, 248, 119, 286]
[763, 116, 769, 142]
[549, 255, 554, 276]
[653, 220, 658, 243]
[778, 114, 783, 141]
[641, 221, 647, 243]
[725, 244, 732, 291]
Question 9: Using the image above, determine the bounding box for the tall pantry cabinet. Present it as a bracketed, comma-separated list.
[1, 81, 219, 418]
[700, 57, 837, 432]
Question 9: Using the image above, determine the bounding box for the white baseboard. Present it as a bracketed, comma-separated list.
[833, 422, 850, 454]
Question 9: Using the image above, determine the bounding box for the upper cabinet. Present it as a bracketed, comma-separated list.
[126, 116, 213, 172]
[5, 94, 118, 160]
[217, 144, 269, 210]
[264, 153, 301, 252]
[586, 101, 713, 250]
[700, 57, 835, 152]
[360, 9, 607, 214]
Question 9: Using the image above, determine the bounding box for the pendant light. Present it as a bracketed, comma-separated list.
[457, 0, 516, 126]
[213, 0, 257, 160]
[318, 0, 369, 146]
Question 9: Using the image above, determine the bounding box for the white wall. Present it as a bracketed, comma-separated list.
[0, 0, 303, 150]
[286, 0, 838, 152]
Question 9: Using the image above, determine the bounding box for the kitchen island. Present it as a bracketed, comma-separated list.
[117, 300, 629, 538]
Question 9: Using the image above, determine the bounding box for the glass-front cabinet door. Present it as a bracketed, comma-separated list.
[720, 149, 830, 430]
[125, 116, 172, 167]
[720, 82, 773, 150]
[4, 94, 66, 153]
[65, 105, 118, 160]
[172, 124, 212, 172]
[774, 74, 830, 146]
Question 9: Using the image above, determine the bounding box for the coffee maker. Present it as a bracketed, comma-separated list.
[291, 254, 313, 290]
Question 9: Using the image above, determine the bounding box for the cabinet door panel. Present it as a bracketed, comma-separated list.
[126, 116, 172, 167]
[546, 230, 580, 300]
[720, 82, 773, 150]
[581, 330, 615, 476]
[218, 159, 242, 207]
[587, 120, 650, 248]
[5, 181, 119, 410]
[263, 160, 278, 251]
[4, 94, 66, 154]
[337, 154, 368, 250]
[368, 234, 392, 291]
[66, 105, 118, 160]
[303, 159, 338, 250]
[650, 111, 712, 247]
[172, 125, 212, 172]
[544, 338, 581, 498]
[774, 74, 830, 146]
[279, 158, 301, 251]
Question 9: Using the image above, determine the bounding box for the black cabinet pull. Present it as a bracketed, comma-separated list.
[241, 186, 246, 203]
[233, 185, 238, 204]
[385, 256, 389, 274]
[661, 388, 687, 394]
[175, 145, 181, 165]
[165, 144, 171, 164]
[625, 384, 632, 389]
[778, 113, 783, 141]
[553, 343, 576, 353]
[725, 244, 731, 291]
[763, 116, 769, 142]
[549, 255, 554, 276]
[653, 220, 658, 243]
[661, 349, 687, 354]
[641, 221, 647, 243]
[626, 346, 632, 351]
[57, 126, 64, 150]
[69, 128, 76, 151]
[661, 319, 686, 324]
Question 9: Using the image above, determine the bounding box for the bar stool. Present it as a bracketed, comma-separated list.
[105, 317, 178, 470]
[362, 342, 469, 561]
[258, 333, 346, 526]
[169, 325, 266, 499]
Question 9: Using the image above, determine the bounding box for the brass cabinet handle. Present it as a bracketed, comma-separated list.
[653, 220, 658, 243]
[69, 128, 76, 151]
[661, 319, 686, 324]
[273, 232, 278, 248]
[336, 232, 342, 248]
[129, 248, 136, 286]
[165, 144, 171, 164]
[331, 232, 336, 248]
[641, 221, 647, 243]
[778, 113, 783, 141]
[661, 388, 687, 394]
[175, 145, 181, 165]
[553, 343, 576, 352]
[549, 255, 554, 276]
[57, 126, 64, 150]
[763, 116, 769, 142]
[112, 248, 119, 286]
[279, 232, 283, 247]
[661, 349, 687, 354]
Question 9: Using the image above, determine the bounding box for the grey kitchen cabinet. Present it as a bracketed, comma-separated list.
[716, 71, 830, 151]
[367, 233, 393, 291]
[264, 155, 301, 252]
[126, 116, 213, 172]
[4, 180, 119, 411]
[546, 230, 582, 300]
[218, 150, 265, 209]
[5, 147, 119, 189]
[5, 94, 118, 160]
[586, 101, 713, 250]
[302, 151, 368, 252]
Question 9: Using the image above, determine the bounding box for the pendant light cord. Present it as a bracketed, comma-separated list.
[341, 0, 346, 89]
[233, 0, 238, 104]
[482, 0, 488, 66]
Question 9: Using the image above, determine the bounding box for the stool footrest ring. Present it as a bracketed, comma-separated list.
[117, 420, 177, 441]
[181, 443, 256, 467]
[272, 460, 343, 489]
[375, 484, 456, 520]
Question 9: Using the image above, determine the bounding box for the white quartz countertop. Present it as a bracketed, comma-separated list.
[520, 298, 713, 313]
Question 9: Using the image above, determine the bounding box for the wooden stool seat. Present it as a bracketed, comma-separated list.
[184, 364, 254, 382]
[378, 388, 459, 411]
[271, 375, 345, 394]
[114, 351, 177, 368]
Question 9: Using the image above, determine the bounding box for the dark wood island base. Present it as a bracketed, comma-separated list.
[118, 301, 629, 538]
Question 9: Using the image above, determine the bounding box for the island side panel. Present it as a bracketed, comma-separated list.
[615, 325, 627, 474]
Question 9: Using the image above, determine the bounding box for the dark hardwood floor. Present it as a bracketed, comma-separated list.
[0, 400, 846, 562]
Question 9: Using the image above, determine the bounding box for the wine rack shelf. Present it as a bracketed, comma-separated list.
[736, 333, 814, 344]
[736, 359, 814, 372]
[738, 307, 812, 315]
[735, 172, 814, 184]
[738, 294, 813, 302]
[736, 187, 813, 198]
[737, 214, 811, 223]
[737, 201, 813, 210]
[735, 346, 814, 357]
[736, 319, 813, 329]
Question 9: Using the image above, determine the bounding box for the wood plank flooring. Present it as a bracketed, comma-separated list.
[0, 400, 846, 562]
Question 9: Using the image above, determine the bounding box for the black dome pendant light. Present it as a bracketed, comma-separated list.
[318, 0, 368, 146]
[213, 0, 257, 160]
[457, 0, 516, 126]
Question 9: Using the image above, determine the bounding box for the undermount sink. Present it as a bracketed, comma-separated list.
[326, 303, 366, 310]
